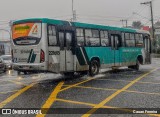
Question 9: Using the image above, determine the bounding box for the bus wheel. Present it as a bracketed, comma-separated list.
[89, 60, 99, 76]
[129, 60, 140, 71]
[17, 71, 21, 75]
[134, 60, 140, 71]
[24, 72, 28, 75]
[63, 72, 74, 77]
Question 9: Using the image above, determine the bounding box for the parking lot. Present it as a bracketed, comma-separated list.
[0, 58, 160, 117]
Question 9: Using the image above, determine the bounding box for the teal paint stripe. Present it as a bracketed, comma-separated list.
[13, 18, 66, 25]
[75, 48, 86, 65]
[30, 53, 36, 63]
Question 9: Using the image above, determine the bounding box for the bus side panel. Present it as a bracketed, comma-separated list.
[120, 47, 143, 66]
[83, 47, 114, 67]
[74, 47, 89, 71]
[48, 47, 60, 73]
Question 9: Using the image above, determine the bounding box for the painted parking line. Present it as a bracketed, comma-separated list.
[57, 98, 136, 113]
[56, 98, 95, 107]
[0, 83, 35, 108]
[63, 85, 118, 91]
[82, 68, 158, 117]
[60, 77, 97, 92]
[56, 98, 159, 116]
[96, 78, 160, 85]
[95, 78, 132, 82]
[64, 84, 160, 96]
[36, 81, 64, 117]
[124, 90, 160, 96]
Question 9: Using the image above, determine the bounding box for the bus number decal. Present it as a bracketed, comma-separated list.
[49, 51, 60, 55]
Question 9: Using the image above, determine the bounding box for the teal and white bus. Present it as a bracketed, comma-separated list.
[11, 18, 151, 75]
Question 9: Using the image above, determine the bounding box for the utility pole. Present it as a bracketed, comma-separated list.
[72, 0, 76, 22]
[141, 1, 154, 39]
[120, 19, 128, 27]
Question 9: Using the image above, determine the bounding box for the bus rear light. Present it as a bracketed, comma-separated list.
[40, 49, 45, 63]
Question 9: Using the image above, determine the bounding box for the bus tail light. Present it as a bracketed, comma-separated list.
[40, 49, 45, 63]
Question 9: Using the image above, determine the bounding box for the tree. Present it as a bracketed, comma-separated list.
[132, 21, 143, 29]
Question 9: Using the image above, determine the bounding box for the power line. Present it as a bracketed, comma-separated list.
[77, 17, 121, 22]
[78, 14, 129, 20]
[127, 5, 147, 21]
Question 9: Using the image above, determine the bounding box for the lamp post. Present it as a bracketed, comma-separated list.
[71, 0, 76, 22]
[141, 1, 154, 39]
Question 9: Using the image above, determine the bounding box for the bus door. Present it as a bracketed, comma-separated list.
[111, 34, 120, 66]
[58, 30, 74, 72]
[144, 36, 151, 64]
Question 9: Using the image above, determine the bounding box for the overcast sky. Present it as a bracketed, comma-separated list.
[0, 0, 160, 38]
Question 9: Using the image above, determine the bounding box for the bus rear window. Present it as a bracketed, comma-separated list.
[12, 22, 41, 45]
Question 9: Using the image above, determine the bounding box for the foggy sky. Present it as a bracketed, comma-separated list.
[0, 0, 160, 29]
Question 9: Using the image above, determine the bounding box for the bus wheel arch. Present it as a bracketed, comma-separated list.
[89, 57, 100, 76]
[128, 55, 143, 71]
[137, 55, 143, 65]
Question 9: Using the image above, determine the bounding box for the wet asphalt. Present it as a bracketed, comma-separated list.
[0, 58, 160, 117]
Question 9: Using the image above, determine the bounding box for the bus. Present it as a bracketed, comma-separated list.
[11, 18, 151, 76]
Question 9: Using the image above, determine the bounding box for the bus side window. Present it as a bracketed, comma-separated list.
[122, 33, 125, 47]
[144, 36, 150, 52]
[85, 29, 100, 46]
[85, 29, 92, 46]
[48, 25, 57, 46]
[91, 30, 100, 46]
[76, 28, 85, 46]
[125, 33, 135, 47]
[101, 31, 109, 46]
[135, 34, 143, 47]
[66, 33, 72, 50]
[59, 32, 64, 50]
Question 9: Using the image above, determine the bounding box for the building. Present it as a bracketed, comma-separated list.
[0, 40, 11, 55]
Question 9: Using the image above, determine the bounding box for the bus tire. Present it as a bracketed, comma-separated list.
[134, 60, 140, 71]
[24, 71, 28, 75]
[17, 71, 21, 75]
[89, 60, 99, 76]
[129, 60, 140, 71]
[63, 72, 74, 77]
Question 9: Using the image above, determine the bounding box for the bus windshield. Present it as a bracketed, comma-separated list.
[12, 22, 41, 45]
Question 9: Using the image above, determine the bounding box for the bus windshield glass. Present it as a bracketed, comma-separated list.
[12, 22, 41, 45]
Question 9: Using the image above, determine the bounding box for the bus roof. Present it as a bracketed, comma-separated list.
[13, 18, 70, 26]
[13, 18, 150, 34]
[71, 22, 150, 34]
